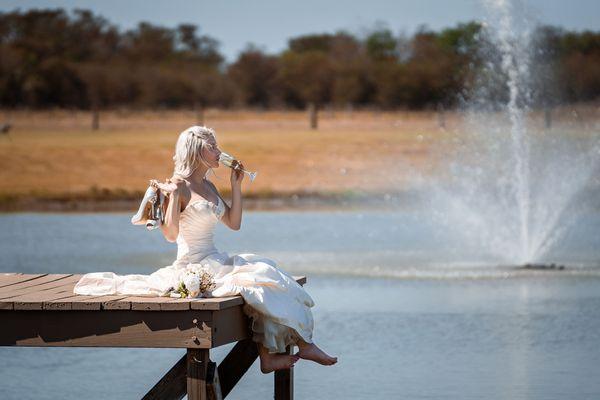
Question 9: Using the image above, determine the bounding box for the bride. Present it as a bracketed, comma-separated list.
[74, 125, 337, 373]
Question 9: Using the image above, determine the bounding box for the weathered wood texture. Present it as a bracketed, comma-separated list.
[0, 273, 305, 311]
[218, 338, 259, 398]
[0, 274, 305, 349]
[0, 273, 51, 288]
[0, 309, 213, 348]
[143, 338, 260, 399]
[142, 353, 188, 400]
[187, 348, 209, 400]
[0, 273, 306, 399]
[206, 361, 224, 400]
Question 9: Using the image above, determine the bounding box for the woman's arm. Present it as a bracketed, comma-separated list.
[227, 178, 242, 230]
[159, 179, 186, 242]
[207, 166, 243, 230]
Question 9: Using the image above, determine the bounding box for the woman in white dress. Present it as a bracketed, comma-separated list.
[74, 125, 337, 373]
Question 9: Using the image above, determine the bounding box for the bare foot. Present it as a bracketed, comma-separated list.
[260, 353, 300, 374]
[295, 343, 337, 366]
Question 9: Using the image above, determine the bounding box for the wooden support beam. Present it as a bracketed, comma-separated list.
[143, 354, 187, 400]
[144, 337, 258, 400]
[143, 355, 223, 400]
[206, 361, 223, 400]
[274, 345, 294, 400]
[218, 338, 259, 398]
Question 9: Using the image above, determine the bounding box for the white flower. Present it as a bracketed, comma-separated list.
[170, 268, 216, 298]
[183, 273, 201, 298]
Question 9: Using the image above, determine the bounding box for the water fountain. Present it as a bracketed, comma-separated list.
[421, 0, 600, 270]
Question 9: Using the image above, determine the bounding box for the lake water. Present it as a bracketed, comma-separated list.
[1, 211, 600, 399]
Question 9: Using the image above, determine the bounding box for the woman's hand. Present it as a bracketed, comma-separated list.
[230, 162, 245, 187]
[152, 178, 179, 195]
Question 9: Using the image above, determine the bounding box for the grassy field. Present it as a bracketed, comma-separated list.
[0, 107, 596, 210]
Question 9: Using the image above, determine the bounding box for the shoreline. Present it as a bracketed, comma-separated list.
[0, 189, 424, 213]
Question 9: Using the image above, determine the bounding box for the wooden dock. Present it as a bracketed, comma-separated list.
[0, 272, 306, 399]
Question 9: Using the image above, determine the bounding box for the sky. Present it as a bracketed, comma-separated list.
[1, 0, 599, 62]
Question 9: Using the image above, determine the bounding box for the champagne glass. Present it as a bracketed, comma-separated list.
[219, 152, 258, 182]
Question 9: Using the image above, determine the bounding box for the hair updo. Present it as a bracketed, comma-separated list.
[172, 125, 217, 178]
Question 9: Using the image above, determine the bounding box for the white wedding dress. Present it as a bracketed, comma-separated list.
[73, 196, 315, 353]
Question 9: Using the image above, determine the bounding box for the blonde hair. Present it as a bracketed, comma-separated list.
[172, 125, 217, 178]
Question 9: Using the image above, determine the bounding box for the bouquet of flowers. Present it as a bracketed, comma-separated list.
[167, 269, 216, 298]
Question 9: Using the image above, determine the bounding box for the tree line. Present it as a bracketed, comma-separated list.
[1, 8, 598, 110]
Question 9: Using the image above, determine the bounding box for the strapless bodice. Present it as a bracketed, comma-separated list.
[175, 197, 225, 266]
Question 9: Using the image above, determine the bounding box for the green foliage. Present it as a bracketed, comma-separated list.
[436, 22, 482, 56]
[366, 28, 397, 61]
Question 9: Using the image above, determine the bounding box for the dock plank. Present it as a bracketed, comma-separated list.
[16, 291, 80, 310]
[0, 275, 81, 300]
[0, 274, 47, 289]
[0, 275, 83, 310]
[0, 274, 306, 311]
[70, 295, 131, 311]
[190, 296, 244, 311]
[0, 273, 23, 286]
[0, 274, 74, 297]
[46, 294, 187, 311]
[102, 297, 132, 310]
[44, 292, 129, 310]
[125, 296, 191, 311]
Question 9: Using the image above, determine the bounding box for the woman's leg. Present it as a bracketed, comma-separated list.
[257, 342, 300, 374]
[295, 338, 338, 366]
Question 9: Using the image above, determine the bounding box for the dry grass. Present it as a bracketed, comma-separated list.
[0, 110, 447, 200]
[0, 107, 596, 208]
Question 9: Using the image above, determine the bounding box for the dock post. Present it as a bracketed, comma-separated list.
[274, 345, 294, 400]
[187, 348, 209, 400]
